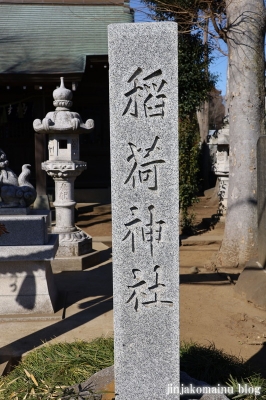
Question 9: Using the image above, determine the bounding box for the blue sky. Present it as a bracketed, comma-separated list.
[129, 0, 227, 96]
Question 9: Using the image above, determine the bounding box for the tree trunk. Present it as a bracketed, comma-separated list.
[216, 0, 265, 267]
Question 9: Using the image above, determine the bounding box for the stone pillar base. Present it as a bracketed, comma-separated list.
[234, 260, 266, 310]
[55, 228, 92, 257]
[0, 260, 57, 314]
[52, 240, 111, 272]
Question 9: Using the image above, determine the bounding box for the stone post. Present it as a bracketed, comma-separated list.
[108, 22, 179, 400]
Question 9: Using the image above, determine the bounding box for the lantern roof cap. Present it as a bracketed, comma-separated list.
[53, 77, 73, 109]
[53, 77, 73, 102]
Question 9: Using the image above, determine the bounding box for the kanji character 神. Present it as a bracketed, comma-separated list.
[122, 205, 165, 256]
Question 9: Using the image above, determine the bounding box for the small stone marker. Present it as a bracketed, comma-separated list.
[108, 22, 179, 399]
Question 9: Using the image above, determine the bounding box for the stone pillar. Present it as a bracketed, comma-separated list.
[53, 176, 76, 233]
[108, 22, 179, 400]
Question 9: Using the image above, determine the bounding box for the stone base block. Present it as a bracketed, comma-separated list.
[51, 241, 112, 272]
[234, 260, 266, 310]
[56, 229, 92, 257]
[0, 234, 58, 261]
[0, 260, 57, 314]
[0, 212, 50, 246]
[0, 207, 30, 215]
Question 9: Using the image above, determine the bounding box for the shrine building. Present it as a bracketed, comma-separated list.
[0, 0, 133, 202]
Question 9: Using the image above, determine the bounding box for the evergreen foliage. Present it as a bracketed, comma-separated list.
[138, 0, 219, 232]
[179, 115, 201, 232]
[178, 32, 215, 116]
[178, 32, 216, 232]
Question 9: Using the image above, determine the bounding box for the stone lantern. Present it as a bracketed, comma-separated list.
[33, 77, 94, 257]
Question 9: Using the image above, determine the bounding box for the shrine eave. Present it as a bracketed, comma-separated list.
[0, 4, 133, 75]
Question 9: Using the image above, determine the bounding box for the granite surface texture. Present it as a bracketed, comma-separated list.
[55, 232, 92, 257]
[0, 234, 58, 261]
[109, 22, 179, 400]
[0, 214, 48, 246]
[0, 207, 30, 215]
[0, 260, 57, 314]
[0, 207, 58, 314]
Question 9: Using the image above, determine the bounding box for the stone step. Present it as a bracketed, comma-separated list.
[0, 312, 63, 322]
[51, 241, 112, 272]
[180, 250, 218, 268]
[93, 236, 112, 247]
[180, 245, 220, 251]
[181, 235, 223, 246]
[76, 203, 111, 214]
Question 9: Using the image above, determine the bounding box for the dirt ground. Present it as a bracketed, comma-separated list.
[76, 196, 266, 377]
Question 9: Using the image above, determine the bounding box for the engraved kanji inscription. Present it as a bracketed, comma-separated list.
[124, 136, 165, 190]
[122, 205, 165, 256]
[58, 182, 68, 200]
[126, 269, 148, 311]
[122, 68, 167, 118]
[126, 266, 173, 311]
[142, 265, 173, 307]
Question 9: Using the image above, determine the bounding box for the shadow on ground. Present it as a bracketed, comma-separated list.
[180, 214, 221, 240]
[180, 272, 240, 285]
[76, 204, 112, 228]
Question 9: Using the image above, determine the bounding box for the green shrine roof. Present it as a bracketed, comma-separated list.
[0, 4, 133, 74]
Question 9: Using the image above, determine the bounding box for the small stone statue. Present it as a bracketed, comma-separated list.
[0, 149, 37, 208]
